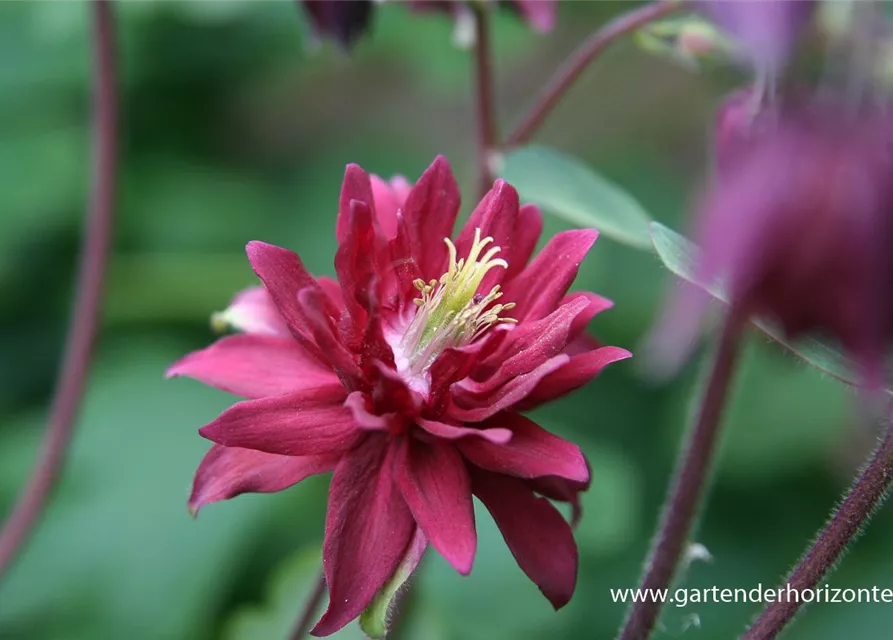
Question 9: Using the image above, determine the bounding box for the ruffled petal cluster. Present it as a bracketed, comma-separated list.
[169, 156, 629, 635]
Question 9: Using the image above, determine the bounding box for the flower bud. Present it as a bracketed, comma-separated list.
[302, 0, 374, 49]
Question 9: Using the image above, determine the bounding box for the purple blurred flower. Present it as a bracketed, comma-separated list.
[301, 0, 374, 49]
[701, 0, 814, 71]
[660, 101, 893, 387]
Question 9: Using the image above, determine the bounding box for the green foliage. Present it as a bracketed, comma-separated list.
[500, 146, 653, 250]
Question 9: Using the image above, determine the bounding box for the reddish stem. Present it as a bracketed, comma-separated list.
[290, 569, 327, 640]
[506, 0, 685, 147]
[618, 312, 744, 640]
[742, 423, 893, 640]
[0, 0, 118, 578]
[472, 4, 497, 199]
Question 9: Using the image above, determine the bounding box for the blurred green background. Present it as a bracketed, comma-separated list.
[1, 2, 891, 639]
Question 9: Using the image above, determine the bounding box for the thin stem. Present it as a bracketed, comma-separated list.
[742, 421, 893, 640]
[290, 569, 327, 640]
[472, 3, 497, 200]
[505, 0, 685, 148]
[0, 0, 118, 578]
[618, 312, 744, 640]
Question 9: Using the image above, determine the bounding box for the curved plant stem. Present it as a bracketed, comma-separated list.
[742, 422, 893, 640]
[618, 312, 744, 640]
[472, 3, 497, 199]
[290, 569, 327, 640]
[506, 0, 685, 148]
[0, 0, 118, 578]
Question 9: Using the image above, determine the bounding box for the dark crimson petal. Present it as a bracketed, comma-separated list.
[370, 174, 401, 238]
[417, 418, 512, 444]
[312, 437, 415, 636]
[188, 445, 338, 515]
[517, 346, 631, 411]
[245, 241, 332, 363]
[527, 458, 592, 529]
[471, 468, 578, 610]
[562, 291, 613, 341]
[457, 412, 589, 482]
[166, 334, 339, 399]
[198, 385, 359, 456]
[370, 361, 420, 416]
[427, 341, 487, 418]
[297, 287, 363, 388]
[334, 198, 389, 353]
[454, 180, 520, 293]
[397, 155, 461, 279]
[336, 163, 376, 243]
[474, 296, 591, 388]
[504, 203, 543, 280]
[449, 355, 569, 422]
[502, 229, 598, 323]
[396, 438, 476, 575]
[343, 391, 390, 431]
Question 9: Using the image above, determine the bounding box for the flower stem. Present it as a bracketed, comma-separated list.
[505, 0, 685, 148]
[741, 421, 893, 640]
[618, 312, 744, 640]
[472, 3, 497, 200]
[0, 0, 118, 578]
[290, 569, 327, 640]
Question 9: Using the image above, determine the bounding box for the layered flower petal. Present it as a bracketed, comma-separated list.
[370, 174, 409, 238]
[458, 412, 589, 483]
[454, 180, 519, 293]
[503, 229, 599, 323]
[472, 468, 578, 610]
[245, 241, 335, 361]
[503, 203, 543, 280]
[336, 163, 376, 244]
[474, 296, 592, 388]
[396, 155, 461, 280]
[396, 438, 476, 575]
[188, 445, 338, 514]
[199, 385, 357, 456]
[417, 418, 512, 444]
[166, 334, 339, 399]
[518, 346, 632, 411]
[313, 437, 415, 636]
[449, 354, 569, 422]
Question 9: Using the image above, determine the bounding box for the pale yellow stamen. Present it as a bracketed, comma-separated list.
[399, 228, 517, 376]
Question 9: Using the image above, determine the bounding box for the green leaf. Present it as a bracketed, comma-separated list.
[499, 146, 653, 250]
[649, 221, 872, 391]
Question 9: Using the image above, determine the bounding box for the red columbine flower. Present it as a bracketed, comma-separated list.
[168, 156, 630, 636]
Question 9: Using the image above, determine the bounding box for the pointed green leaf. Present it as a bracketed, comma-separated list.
[499, 146, 653, 249]
[649, 221, 881, 391]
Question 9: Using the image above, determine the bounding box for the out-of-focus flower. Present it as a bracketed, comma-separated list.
[701, 0, 815, 73]
[411, 0, 557, 47]
[657, 102, 893, 387]
[168, 157, 630, 635]
[300, 0, 374, 49]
